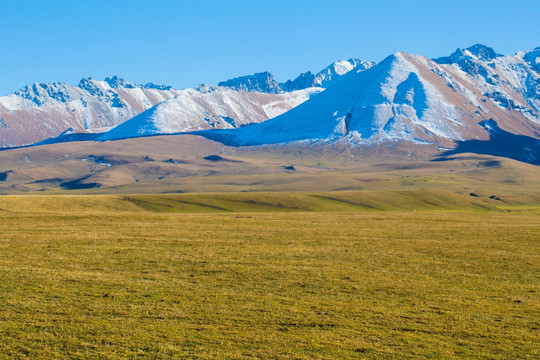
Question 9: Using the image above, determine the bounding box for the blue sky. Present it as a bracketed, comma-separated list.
[1, 0, 539, 95]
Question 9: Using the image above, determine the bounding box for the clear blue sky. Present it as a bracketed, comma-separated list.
[1, 0, 539, 95]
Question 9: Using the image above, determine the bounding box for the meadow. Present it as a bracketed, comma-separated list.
[0, 194, 538, 359]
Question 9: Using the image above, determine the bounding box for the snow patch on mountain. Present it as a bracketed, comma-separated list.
[104, 75, 136, 89]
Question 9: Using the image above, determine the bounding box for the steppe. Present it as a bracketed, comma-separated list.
[0, 135, 539, 358]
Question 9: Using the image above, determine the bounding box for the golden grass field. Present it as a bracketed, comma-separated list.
[0, 192, 539, 359]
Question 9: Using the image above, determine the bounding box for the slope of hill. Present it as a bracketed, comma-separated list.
[98, 86, 323, 141]
[0, 133, 539, 203]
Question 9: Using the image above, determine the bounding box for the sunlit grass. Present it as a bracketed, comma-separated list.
[0, 203, 538, 358]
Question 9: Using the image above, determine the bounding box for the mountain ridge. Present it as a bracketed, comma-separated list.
[217, 59, 376, 94]
[0, 77, 183, 147]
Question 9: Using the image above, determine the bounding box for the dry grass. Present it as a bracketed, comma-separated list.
[0, 204, 538, 358]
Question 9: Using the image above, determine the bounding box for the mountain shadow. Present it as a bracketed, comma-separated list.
[434, 120, 539, 165]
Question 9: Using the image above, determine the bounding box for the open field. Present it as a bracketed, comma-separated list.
[0, 195, 539, 359]
[1, 135, 539, 358]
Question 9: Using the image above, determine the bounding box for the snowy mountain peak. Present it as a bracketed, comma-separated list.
[194, 84, 222, 93]
[313, 58, 375, 87]
[432, 45, 509, 89]
[330, 59, 374, 75]
[142, 82, 173, 90]
[104, 76, 136, 89]
[78, 77, 173, 92]
[218, 59, 375, 94]
[464, 44, 502, 61]
[435, 44, 502, 64]
[391, 51, 410, 61]
[218, 72, 281, 94]
[78, 77, 111, 95]
[327, 59, 362, 75]
[280, 59, 375, 92]
[278, 71, 317, 92]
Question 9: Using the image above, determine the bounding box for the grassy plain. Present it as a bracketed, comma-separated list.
[0, 195, 539, 359]
[0, 135, 539, 358]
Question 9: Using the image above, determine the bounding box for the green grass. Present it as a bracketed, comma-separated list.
[0, 199, 539, 358]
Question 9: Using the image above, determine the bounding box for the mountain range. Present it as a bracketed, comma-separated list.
[0, 59, 366, 147]
[0, 77, 180, 147]
[0, 44, 539, 165]
[203, 45, 539, 145]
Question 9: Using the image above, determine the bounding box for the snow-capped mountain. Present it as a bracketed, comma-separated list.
[0, 57, 374, 148]
[218, 72, 281, 94]
[218, 59, 375, 94]
[280, 59, 375, 91]
[98, 86, 322, 141]
[2, 44, 539, 162]
[434, 45, 540, 118]
[199, 45, 540, 150]
[0, 77, 181, 147]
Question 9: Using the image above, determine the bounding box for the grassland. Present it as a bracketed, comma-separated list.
[0, 194, 539, 359]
